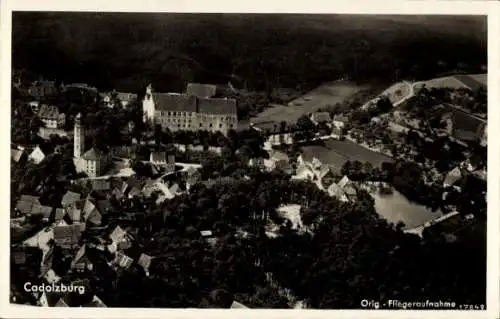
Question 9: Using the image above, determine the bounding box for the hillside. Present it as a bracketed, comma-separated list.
[12, 13, 487, 93]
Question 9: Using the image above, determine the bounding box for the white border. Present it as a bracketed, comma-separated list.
[1, 1, 498, 319]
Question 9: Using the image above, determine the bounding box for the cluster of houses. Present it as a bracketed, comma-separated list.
[11, 145, 46, 165]
[252, 113, 350, 147]
[249, 144, 358, 202]
[11, 161, 204, 307]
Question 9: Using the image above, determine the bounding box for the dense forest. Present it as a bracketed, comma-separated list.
[12, 13, 486, 93]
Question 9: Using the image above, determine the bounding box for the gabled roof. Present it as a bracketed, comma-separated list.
[129, 187, 142, 197]
[198, 97, 237, 115]
[153, 93, 198, 112]
[186, 83, 217, 98]
[312, 112, 331, 122]
[269, 150, 289, 162]
[91, 180, 111, 191]
[333, 114, 349, 123]
[82, 199, 98, 221]
[444, 166, 463, 186]
[115, 92, 137, 102]
[111, 187, 124, 199]
[337, 175, 352, 189]
[318, 165, 336, 179]
[185, 166, 200, 177]
[137, 253, 152, 271]
[38, 104, 63, 120]
[451, 110, 484, 134]
[54, 208, 66, 221]
[15, 195, 41, 214]
[113, 252, 133, 269]
[327, 183, 345, 199]
[82, 147, 103, 161]
[11, 149, 25, 162]
[109, 225, 127, 243]
[53, 224, 82, 245]
[55, 298, 69, 307]
[71, 244, 91, 268]
[169, 183, 180, 195]
[39, 290, 61, 307]
[28, 146, 45, 163]
[65, 200, 84, 222]
[83, 295, 107, 307]
[230, 300, 249, 309]
[61, 191, 81, 207]
[30, 204, 53, 219]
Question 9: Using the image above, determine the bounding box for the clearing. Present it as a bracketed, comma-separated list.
[415, 73, 486, 91]
[251, 81, 368, 124]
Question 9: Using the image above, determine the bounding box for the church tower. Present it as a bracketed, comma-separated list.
[74, 113, 84, 158]
[142, 83, 155, 122]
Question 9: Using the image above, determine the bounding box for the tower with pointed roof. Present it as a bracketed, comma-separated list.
[142, 83, 155, 122]
[74, 113, 84, 158]
[73, 113, 110, 177]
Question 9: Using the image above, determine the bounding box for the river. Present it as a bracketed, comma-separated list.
[370, 189, 442, 229]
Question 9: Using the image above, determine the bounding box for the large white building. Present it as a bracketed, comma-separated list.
[142, 83, 238, 135]
[73, 113, 111, 178]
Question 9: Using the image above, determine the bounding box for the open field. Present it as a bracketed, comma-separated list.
[361, 81, 412, 110]
[302, 138, 393, 173]
[251, 81, 368, 124]
[324, 139, 393, 166]
[415, 73, 487, 91]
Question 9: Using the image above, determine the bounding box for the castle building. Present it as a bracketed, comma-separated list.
[142, 83, 238, 135]
[73, 113, 111, 178]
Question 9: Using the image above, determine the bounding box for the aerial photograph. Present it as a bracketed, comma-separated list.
[10, 12, 487, 309]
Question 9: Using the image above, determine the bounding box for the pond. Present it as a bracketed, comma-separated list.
[370, 188, 442, 229]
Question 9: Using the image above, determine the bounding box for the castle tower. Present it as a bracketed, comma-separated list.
[74, 113, 84, 158]
[142, 83, 155, 122]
